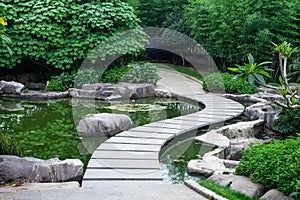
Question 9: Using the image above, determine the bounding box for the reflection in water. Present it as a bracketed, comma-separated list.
[160, 116, 247, 184]
[160, 128, 214, 184]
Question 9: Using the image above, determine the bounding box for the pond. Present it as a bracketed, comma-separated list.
[0, 97, 202, 168]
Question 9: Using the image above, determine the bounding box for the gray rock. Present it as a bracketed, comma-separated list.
[187, 156, 227, 177]
[195, 131, 230, 148]
[245, 102, 274, 120]
[26, 82, 46, 90]
[0, 155, 83, 183]
[77, 113, 133, 137]
[155, 89, 174, 98]
[69, 83, 155, 100]
[0, 81, 25, 95]
[20, 91, 69, 99]
[208, 174, 265, 198]
[255, 92, 285, 101]
[216, 119, 264, 139]
[224, 94, 267, 103]
[261, 189, 294, 200]
[228, 137, 265, 160]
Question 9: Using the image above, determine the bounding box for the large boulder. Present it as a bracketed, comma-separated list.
[77, 113, 133, 137]
[195, 131, 230, 148]
[260, 189, 294, 200]
[0, 81, 25, 95]
[208, 174, 266, 198]
[214, 119, 264, 139]
[245, 103, 280, 129]
[69, 83, 155, 100]
[187, 156, 227, 177]
[0, 156, 83, 183]
[228, 137, 265, 160]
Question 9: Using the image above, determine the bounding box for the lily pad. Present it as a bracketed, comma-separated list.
[106, 104, 168, 112]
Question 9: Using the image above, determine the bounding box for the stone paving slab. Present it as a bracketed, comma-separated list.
[87, 159, 160, 169]
[83, 168, 163, 180]
[160, 118, 210, 126]
[116, 131, 175, 140]
[92, 150, 159, 160]
[143, 122, 197, 130]
[106, 137, 166, 145]
[97, 143, 161, 152]
[130, 126, 183, 134]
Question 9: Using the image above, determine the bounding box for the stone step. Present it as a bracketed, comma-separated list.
[97, 143, 161, 152]
[106, 137, 166, 145]
[116, 131, 175, 140]
[87, 159, 160, 169]
[83, 168, 163, 180]
[92, 150, 159, 160]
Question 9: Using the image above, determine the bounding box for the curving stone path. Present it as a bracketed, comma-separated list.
[0, 69, 244, 200]
[82, 69, 244, 199]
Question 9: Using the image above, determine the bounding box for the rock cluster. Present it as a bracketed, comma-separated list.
[0, 156, 83, 183]
[69, 83, 155, 100]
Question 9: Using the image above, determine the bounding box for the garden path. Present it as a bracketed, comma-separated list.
[0, 69, 244, 200]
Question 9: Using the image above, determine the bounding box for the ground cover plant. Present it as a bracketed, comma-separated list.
[235, 139, 300, 198]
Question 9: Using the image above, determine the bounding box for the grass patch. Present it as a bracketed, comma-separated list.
[198, 179, 258, 200]
[153, 63, 204, 82]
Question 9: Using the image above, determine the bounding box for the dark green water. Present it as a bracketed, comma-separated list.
[0, 97, 202, 168]
[160, 116, 247, 184]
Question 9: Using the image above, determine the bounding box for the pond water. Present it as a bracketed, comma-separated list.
[0, 97, 202, 168]
[160, 115, 247, 184]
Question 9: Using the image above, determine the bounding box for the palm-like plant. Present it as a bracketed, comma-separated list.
[228, 53, 272, 85]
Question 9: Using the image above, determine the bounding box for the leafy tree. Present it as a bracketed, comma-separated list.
[137, 0, 188, 27]
[185, 0, 300, 68]
[1, 0, 144, 71]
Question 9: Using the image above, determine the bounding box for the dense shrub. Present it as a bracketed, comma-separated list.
[274, 107, 300, 137]
[74, 68, 103, 88]
[1, 0, 145, 70]
[235, 139, 300, 197]
[102, 66, 133, 83]
[203, 73, 257, 94]
[123, 62, 161, 85]
[45, 72, 75, 92]
[45, 80, 67, 92]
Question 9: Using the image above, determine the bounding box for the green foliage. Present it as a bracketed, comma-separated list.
[289, 55, 300, 82]
[274, 107, 300, 137]
[0, 3, 12, 56]
[228, 53, 272, 85]
[45, 72, 75, 92]
[0, 133, 22, 156]
[185, 0, 300, 67]
[1, 0, 142, 70]
[45, 80, 67, 92]
[137, 0, 188, 27]
[74, 68, 102, 88]
[102, 66, 133, 83]
[123, 62, 161, 85]
[203, 73, 257, 94]
[198, 179, 258, 200]
[235, 139, 300, 197]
